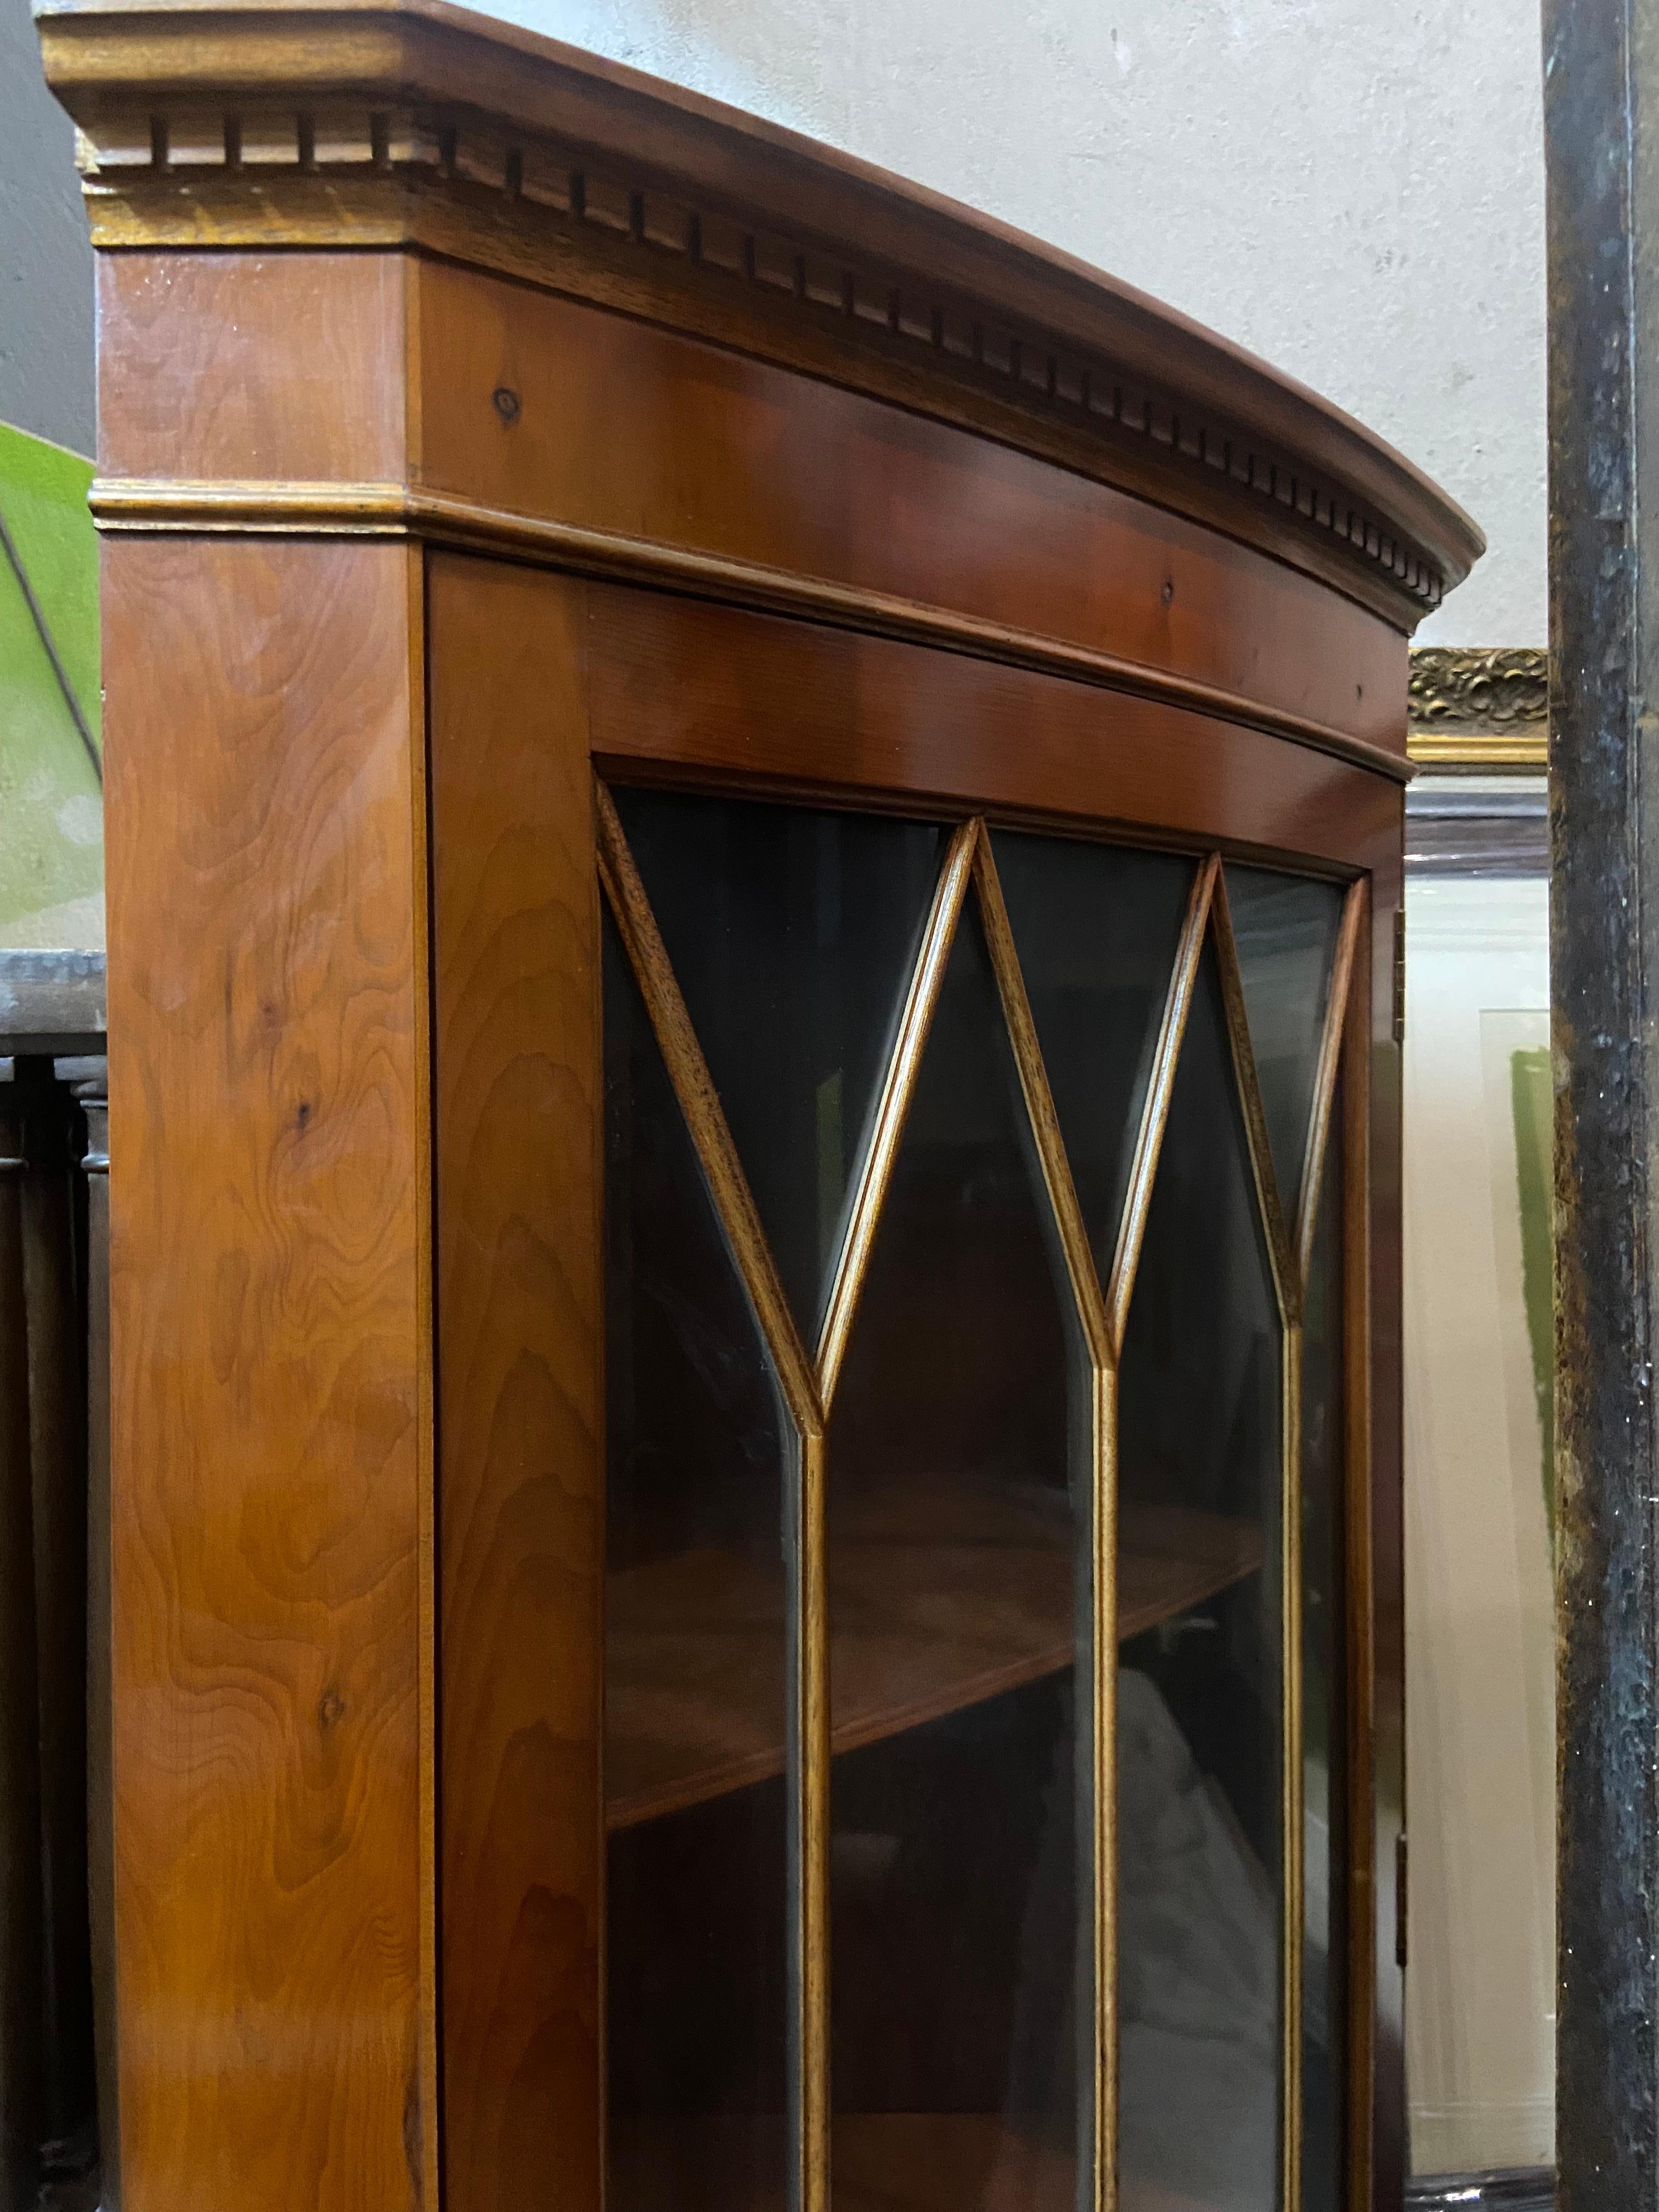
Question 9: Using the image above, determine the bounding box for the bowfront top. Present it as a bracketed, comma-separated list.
[38, 0, 1480, 637]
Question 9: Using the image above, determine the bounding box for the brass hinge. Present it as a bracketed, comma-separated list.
[1395, 1831, 1408, 1968]
[1392, 909, 1407, 1046]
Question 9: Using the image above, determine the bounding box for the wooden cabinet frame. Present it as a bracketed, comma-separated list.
[35, 8, 1480, 2210]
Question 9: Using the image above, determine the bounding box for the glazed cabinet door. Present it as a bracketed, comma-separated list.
[595, 780, 1362, 2212]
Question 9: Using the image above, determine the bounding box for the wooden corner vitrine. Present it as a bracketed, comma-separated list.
[33, 7, 1481, 2210]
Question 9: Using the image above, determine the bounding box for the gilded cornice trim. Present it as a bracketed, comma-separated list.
[37, 0, 1483, 629]
[72, 133, 1447, 622]
[77, 166, 1429, 636]
[1407, 647, 1549, 765]
[89, 475, 1415, 782]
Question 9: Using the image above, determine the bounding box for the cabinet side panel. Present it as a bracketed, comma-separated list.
[427, 555, 603, 2212]
[103, 537, 426, 2212]
[97, 252, 410, 486]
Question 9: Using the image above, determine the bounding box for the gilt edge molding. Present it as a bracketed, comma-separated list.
[1408, 647, 1549, 765]
[89, 475, 1415, 783]
[72, 131, 1448, 622]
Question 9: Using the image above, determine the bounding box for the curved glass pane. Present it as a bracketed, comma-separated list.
[828, 904, 1092, 2212]
[991, 828, 1194, 1282]
[1224, 864, 1345, 1221]
[603, 916, 792, 2212]
[1117, 942, 1284, 2212]
[611, 786, 945, 1338]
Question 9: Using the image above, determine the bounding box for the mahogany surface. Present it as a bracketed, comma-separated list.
[416, 264, 1407, 756]
[428, 555, 604, 2212]
[42, 5, 1471, 2208]
[92, 249, 1409, 774]
[102, 537, 426, 2212]
[584, 587, 1400, 873]
[96, 252, 409, 485]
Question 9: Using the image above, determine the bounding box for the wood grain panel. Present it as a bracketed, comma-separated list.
[426, 555, 603, 2212]
[416, 266, 1407, 757]
[583, 588, 1399, 874]
[97, 251, 410, 484]
[103, 536, 426, 2212]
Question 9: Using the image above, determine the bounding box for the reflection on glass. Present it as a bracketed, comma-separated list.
[1117, 943, 1283, 2212]
[828, 907, 1091, 2212]
[1302, 1128, 1346, 2212]
[603, 917, 792, 2212]
[1226, 864, 1345, 1219]
[611, 786, 945, 1337]
[992, 829, 1195, 1280]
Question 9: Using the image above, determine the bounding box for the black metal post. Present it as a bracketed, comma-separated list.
[1544, 1, 1659, 2205]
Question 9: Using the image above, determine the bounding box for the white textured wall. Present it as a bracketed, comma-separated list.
[458, 0, 1545, 645]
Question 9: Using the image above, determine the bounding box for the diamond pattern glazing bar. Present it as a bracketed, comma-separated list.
[596, 777, 1365, 2212]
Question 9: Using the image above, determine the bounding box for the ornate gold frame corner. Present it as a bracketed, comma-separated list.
[1407, 647, 1549, 768]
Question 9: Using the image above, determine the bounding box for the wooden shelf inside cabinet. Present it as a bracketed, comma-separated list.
[605, 1484, 1263, 1831]
[611, 2114, 1215, 2211]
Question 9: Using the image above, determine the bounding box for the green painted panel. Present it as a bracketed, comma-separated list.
[0, 420, 99, 746]
[0, 419, 102, 949]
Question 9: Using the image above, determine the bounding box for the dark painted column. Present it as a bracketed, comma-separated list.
[1544, 1, 1659, 2204]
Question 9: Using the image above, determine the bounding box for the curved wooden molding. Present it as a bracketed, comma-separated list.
[39, 0, 1482, 632]
[89, 477, 1416, 782]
